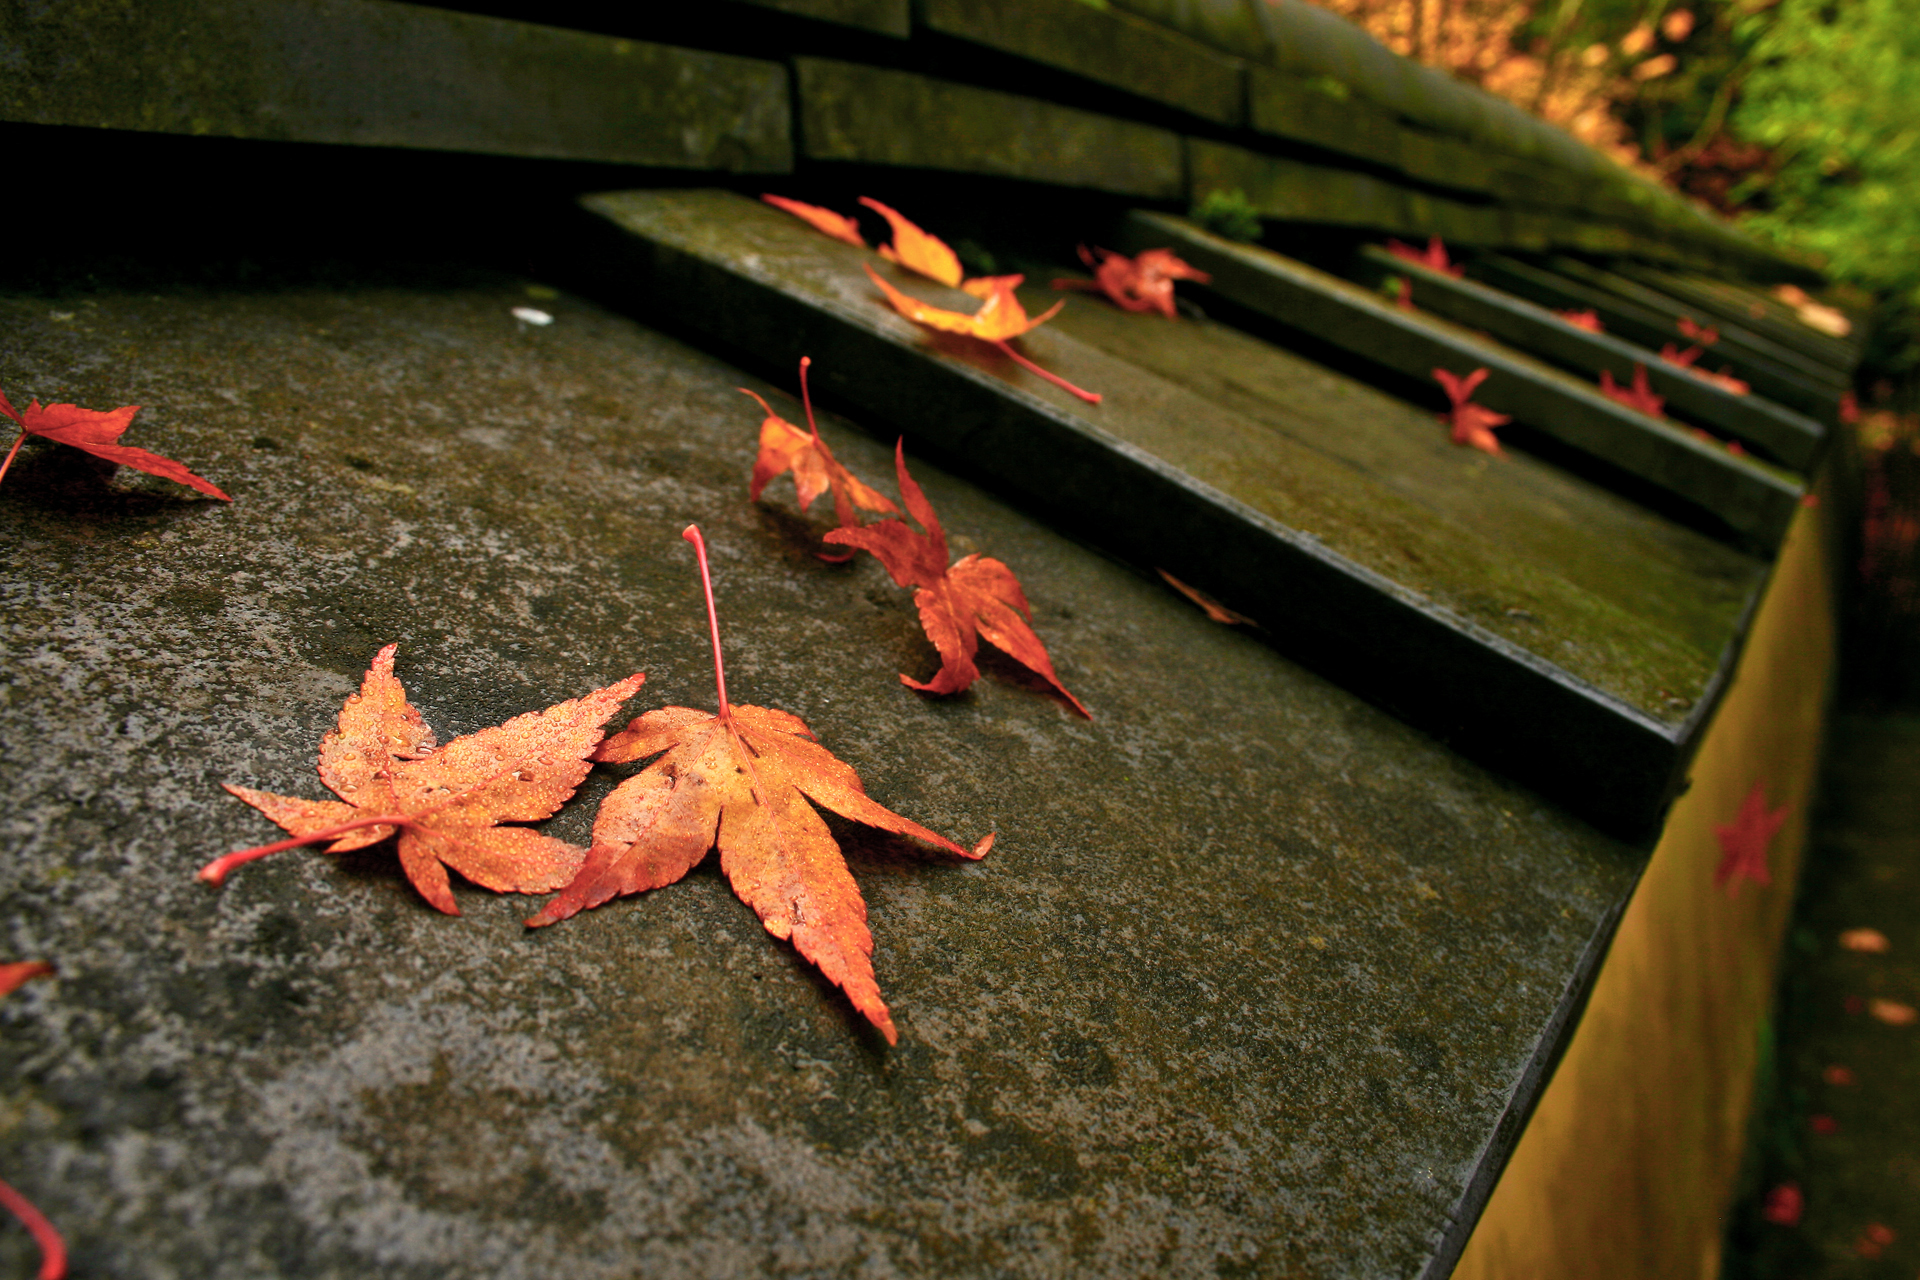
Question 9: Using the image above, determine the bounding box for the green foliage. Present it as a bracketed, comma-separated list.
[1734, 0, 1920, 305]
[1190, 189, 1262, 243]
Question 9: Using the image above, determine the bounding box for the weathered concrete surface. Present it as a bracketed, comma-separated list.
[0, 0, 791, 171]
[794, 59, 1185, 199]
[0, 267, 1636, 1277]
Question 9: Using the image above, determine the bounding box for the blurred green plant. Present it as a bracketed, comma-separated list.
[1190, 189, 1262, 243]
[1733, 0, 1920, 309]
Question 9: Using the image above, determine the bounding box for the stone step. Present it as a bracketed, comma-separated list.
[1546, 257, 1857, 394]
[1609, 263, 1865, 376]
[1467, 254, 1847, 424]
[1349, 244, 1828, 470]
[1118, 212, 1804, 550]
[0, 240, 1645, 1280]
[563, 186, 1779, 839]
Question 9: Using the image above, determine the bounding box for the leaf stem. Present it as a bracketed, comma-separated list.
[682, 525, 731, 720]
[798, 355, 820, 440]
[0, 429, 27, 490]
[0, 1175, 66, 1280]
[992, 341, 1102, 404]
[197, 814, 410, 886]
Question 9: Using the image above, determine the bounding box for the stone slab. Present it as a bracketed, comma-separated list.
[1546, 257, 1853, 398]
[919, 0, 1246, 127]
[1120, 212, 1804, 550]
[0, 253, 1640, 1279]
[0, 0, 792, 172]
[1609, 265, 1863, 376]
[565, 187, 1768, 837]
[1468, 255, 1844, 424]
[1352, 246, 1827, 471]
[793, 59, 1184, 199]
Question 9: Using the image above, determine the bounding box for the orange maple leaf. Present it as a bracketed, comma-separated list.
[1556, 308, 1605, 332]
[0, 384, 228, 500]
[0, 962, 64, 1280]
[527, 526, 991, 1045]
[863, 264, 1101, 404]
[743, 357, 898, 559]
[1158, 569, 1254, 625]
[1432, 367, 1510, 455]
[859, 196, 964, 286]
[1599, 364, 1666, 418]
[1714, 780, 1788, 895]
[760, 194, 865, 249]
[825, 442, 1091, 717]
[1386, 235, 1464, 278]
[1051, 245, 1210, 319]
[200, 645, 644, 914]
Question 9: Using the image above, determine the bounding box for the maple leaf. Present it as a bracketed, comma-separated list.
[1676, 316, 1720, 345]
[1385, 235, 1464, 278]
[1869, 998, 1917, 1025]
[200, 645, 644, 914]
[1556, 308, 1605, 332]
[1599, 364, 1666, 418]
[526, 525, 991, 1045]
[1392, 276, 1416, 311]
[1432, 367, 1510, 455]
[1761, 1182, 1803, 1227]
[760, 194, 865, 249]
[858, 196, 964, 287]
[1713, 781, 1788, 895]
[824, 442, 1091, 717]
[0, 384, 228, 500]
[1840, 927, 1890, 952]
[743, 356, 898, 560]
[864, 263, 1101, 405]
[1050, 245, 1210, 320]
[1158, 569, 1254, 626]
[0, 962, 64, 1280]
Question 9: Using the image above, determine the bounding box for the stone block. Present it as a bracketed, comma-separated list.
[0, 0, 792, 171]
[738, 0, 908, 36]
[921, 0, 1246, 126]
[794, 59, 1184, 198]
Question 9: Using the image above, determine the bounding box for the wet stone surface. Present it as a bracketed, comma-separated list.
[0, 270, 1637, 1277]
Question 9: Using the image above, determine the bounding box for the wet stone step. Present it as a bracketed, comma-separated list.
[1609, 263, 1864, 375]
[1116, 212, 1804, 551]
[566, 187, 1768, 837]
[1348, 244, 1827, 471]
[1466, 253, 1846, 425]
[1544, 256, 1855, 397]
[0, 261, 1639, 1280]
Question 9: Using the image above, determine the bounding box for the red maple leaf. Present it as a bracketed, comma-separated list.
[1714, 781, 1788, 894]
[0, 961, 64, 1280]
[1599, 364, 1666, 418]
[526, 526, 991, 1044]
[743, 357, 897, 560]
[1385, 235, 1464, 278]
[200, 645, 644, 913]
[1432, 367, 1510, 455]
[0, 385, 228, 500]
[1676, 316, 1720, 345]
[1761, 1182, 1803, 1227]
[825, 442, 1091, 717]
[760, 194, 865, 249]
[1050, 245, 1210, 319]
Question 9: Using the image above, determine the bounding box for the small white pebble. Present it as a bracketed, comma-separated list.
[511, 306, 554, 326]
